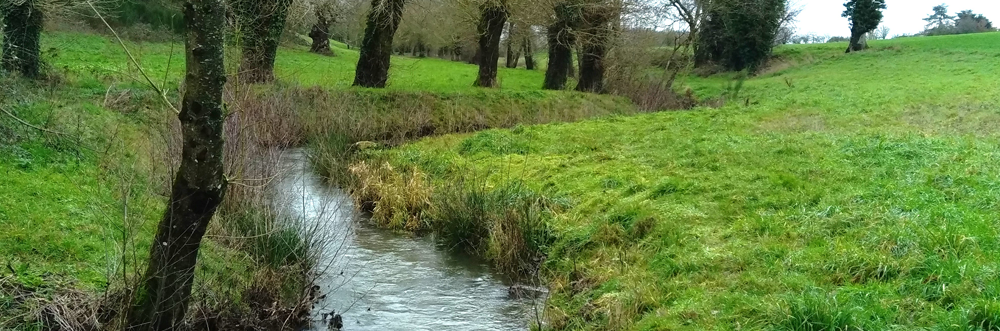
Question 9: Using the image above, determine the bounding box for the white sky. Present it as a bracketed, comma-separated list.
[795, 0, 1000, 37]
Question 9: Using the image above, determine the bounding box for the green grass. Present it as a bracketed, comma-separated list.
[45, 32, 549, 92]
[359, 32, 1000, 329]
[1, 28, 579, 327]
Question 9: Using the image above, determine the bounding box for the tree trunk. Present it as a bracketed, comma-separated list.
[467, 47, 481, 65]
[505, 22, 519, 68]
[576, 5, 613, 93]
[543, 3, 576, 90]
[353, 0, 406, 88]
[1, 0, 43, 78]
[846, 30, 867, 53]
[474, 2, 509, 88]
[125, 0, 227, 329]
[309, 11, 333, 56]
[522, 36, 535, 70]
[236, 0, 293, 84]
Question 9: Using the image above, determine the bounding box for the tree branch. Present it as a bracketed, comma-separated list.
[85, 0, 180, 115]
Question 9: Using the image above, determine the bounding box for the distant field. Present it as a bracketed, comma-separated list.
[368, 32, 1000, 329]
[47, 32, 548, 92]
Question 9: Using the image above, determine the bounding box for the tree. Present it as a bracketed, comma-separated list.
[543, 1, 579, 90]
[955, 10, 994, 34]
[868, 25, 889, 40]
[354, 0, 406, 88]
[522, 35, 535, 70]
[923, 4, 953, 30]
[842, 0, 886, 53]
[309, 1, 337, 55]
[505, 22, 520, 68]
[125, 0, 227, 329]
[473, 0, 510, 88]
[575, 0, 617, 93]
[696, 0, 786, 71]
[1, 0, 44, 78]
[234, 0, 295, 84]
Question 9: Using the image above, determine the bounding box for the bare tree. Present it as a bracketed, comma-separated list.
[474, 0, 510, 87]
[869, 25, 889, 39]
[1, 0, 43, 78]
[124, 0, 228, 329]
[354, 0, 406, 88]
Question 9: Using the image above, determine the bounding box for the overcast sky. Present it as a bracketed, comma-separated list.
[795, 0, 1000, 37]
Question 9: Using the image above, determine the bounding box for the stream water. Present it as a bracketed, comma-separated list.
[275, 149, 542, 331]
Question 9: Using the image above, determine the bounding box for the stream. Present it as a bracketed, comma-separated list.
[274, 149, 543, 331]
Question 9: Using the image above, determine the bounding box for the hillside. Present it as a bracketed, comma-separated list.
[355, 32, 1000, 329]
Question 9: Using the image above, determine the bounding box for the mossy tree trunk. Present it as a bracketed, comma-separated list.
[124, 0, 227, 329]
[575, 3, 614, 93]
[543, 2, 577, 90]
[353, 0, 406, 88]
[309, 10, 333, 55]
[236, 0, 293, 84]
[474, 2, 509, 88]
[1, 0, 43, 78]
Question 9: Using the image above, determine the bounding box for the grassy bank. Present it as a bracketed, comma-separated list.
[349, 32, 1000, 329]
[3, 28, 639, 329]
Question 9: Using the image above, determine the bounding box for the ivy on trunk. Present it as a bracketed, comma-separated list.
[1, 0, 43, 79]
[310, 10, 334, 56]
[125, 0, 228, 329]
[235, 0, 294, 84]
[353, 0, 406, 88]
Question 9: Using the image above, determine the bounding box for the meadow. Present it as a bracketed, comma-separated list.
[0, 29, 614, 328]
[5, 26, 1000, 330]
[351, 32, 1000, 329]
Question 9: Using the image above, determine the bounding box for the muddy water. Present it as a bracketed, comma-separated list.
[275, 149, 542, 331]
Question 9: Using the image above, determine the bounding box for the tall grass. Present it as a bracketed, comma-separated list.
[348, 159, 557, 277]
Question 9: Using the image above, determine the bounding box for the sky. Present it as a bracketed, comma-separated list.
[795, 0, 1000, 37]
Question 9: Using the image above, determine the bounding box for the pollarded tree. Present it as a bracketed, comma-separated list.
[1, 0, 44, 78]
[473, 0, 509, 87]
[543, 1, 580, 90]
[234, 0, 295, 83]
[125, 0, 228, 328]
[309, 1, 338, 55]
[354, 0, 407, 88]
[575, 0, 617, 93]
[842, 0, 886, 53]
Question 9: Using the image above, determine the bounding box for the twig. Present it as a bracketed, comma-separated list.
[0, 106, 69, 137]
[85, 0, 180, 115]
